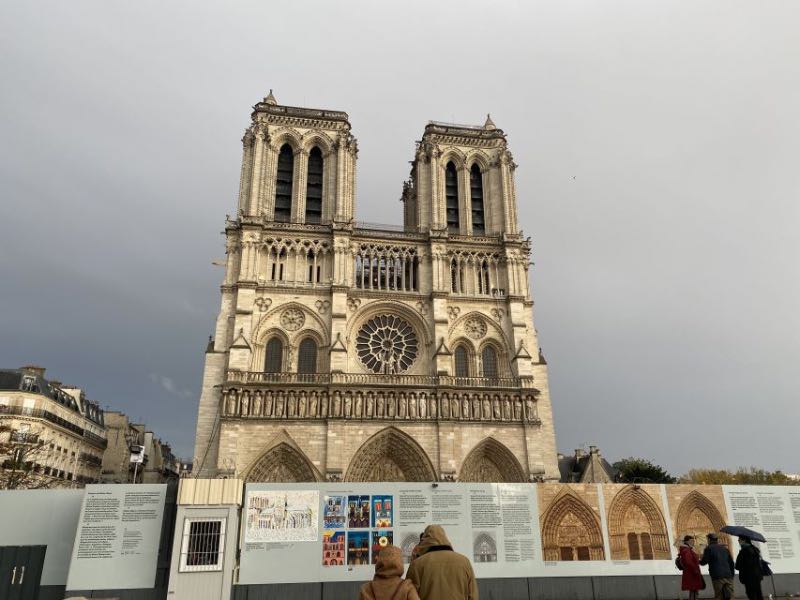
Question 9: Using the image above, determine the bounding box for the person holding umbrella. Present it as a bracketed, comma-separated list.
[678, 535, 705, 599]
[735, 536, 765, 600]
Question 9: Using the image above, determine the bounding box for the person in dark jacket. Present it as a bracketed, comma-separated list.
[735, 536, 764, 600]
[678, 535, 704, 599]
[700, 533, 734, 600]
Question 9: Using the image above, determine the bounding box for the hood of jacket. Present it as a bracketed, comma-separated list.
[374, 545, 403, 579]
[416, 525, 453, 555]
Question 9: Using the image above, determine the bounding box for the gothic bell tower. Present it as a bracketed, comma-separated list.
[193, 93, 560, 483]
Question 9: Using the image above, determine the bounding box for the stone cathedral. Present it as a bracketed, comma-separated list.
[192, 91, 560, 483]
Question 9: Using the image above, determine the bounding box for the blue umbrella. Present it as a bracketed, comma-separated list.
[720, 525, 767, 543]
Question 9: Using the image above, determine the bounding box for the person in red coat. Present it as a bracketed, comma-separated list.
[679, 535, 705, 599]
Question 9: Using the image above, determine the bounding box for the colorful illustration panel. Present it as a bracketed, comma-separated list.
[372, 495, 393, 528]
[371, 530, 393, 564]
[347, 531, 370, 565]
[322, 530, 345, 566]
[323, 495, 347, 529]
[348, 495, 370, 528]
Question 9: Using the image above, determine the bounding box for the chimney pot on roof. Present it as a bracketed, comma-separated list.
[21, 365, 46, 378]
[589, 445, 598, 454]
[49, 380, 62, 388]
[574, 448, 585, 459]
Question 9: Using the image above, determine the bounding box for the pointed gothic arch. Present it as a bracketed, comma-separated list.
[607, 485, 670, 560]
[345, 427, 436, 482]
[540, 489, 605, 561]
[244, 437, 321, 482]
[675, 490, 728, 547]
[458, 437, 527, 482]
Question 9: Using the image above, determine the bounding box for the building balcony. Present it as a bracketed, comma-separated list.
[225, 370, 535, 390]
[0, 405, 107, 449]
[10, 431, 40, 444]
[79, 452, 103, 467]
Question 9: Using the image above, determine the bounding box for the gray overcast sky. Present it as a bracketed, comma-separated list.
[1, 1, 798, 475]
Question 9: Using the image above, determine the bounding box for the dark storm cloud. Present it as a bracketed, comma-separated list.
[1, 1, 797, 474]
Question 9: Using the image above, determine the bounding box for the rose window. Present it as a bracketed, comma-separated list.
[356, 315, 418, 374]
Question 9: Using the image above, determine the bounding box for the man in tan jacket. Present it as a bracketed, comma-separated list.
[406, 525, 479, 600]
[359, 545, 419, 600]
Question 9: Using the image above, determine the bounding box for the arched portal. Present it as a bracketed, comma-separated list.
[675, 490, 729, 548]
[245, 442, 320, 482]
[458, 438, 527, 482]
[345, 427, 436, 482]
[541, 490, 605, 561]
[607, 486, 670, 560]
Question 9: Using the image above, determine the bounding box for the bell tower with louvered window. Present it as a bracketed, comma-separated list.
[193, 94, 559, 486]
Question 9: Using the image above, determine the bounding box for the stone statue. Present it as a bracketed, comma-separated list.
[409, 395, 417, 418]
[398, 395, 407, 419]
[493, 398, 501, 419]
[309, 395, 318, 417]
[265, 394, 274, 416]
[419, 395, 427, 418]
[287, 395, 296, 417]
[299, 394, 307, 418]
[462, 397, 469, 419]
[377, 397, 385, 417]
[525, 398, 535, 421]
[355, 395, 363, 418]
[344, 395, 352, 418]
[332, 394, 341, 417]
[275, 397, 285, 418]
[366, 395, 374, 417]
[482, 397, 491, 419]
[503, 398, 512, 420]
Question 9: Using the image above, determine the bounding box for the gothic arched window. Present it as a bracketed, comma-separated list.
[445, 161, 459, 232]
[481, 346, 498, 378]
[478, 260, 490, 295]
[275, 144, 294, 222]
[454, 345, 470, 378]
[297, 338, 318, 374]
[264, 337, 284, 373]
[306, 147, 323, 223]
[470, 164, 485, 234]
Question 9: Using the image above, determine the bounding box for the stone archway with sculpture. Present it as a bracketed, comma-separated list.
[242, 432, 323, 482]
[345, 426, 437, 482]
[458, 437, 527, 482]
[607, 486, 671, 560]
[540, 489, 605, 561]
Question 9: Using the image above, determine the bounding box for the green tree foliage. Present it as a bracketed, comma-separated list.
[613, 457, 676, 484]
[681, 467, 800, 485]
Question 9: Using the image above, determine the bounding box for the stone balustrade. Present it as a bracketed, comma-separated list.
[220, 380, 541, 424]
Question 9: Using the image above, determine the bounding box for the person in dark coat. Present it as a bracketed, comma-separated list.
[700, 533, 735, 600]
[735, 536, 764, 600]
[679, 535, 704, 599]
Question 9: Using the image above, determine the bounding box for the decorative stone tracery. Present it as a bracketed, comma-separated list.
[244, 441, 320, 482]
[345, 427, 436, 482]
[356, 315, 419, 374]
[458, 437, 527, 482]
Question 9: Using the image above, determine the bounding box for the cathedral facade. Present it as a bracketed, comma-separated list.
[192, 91, 560, 482]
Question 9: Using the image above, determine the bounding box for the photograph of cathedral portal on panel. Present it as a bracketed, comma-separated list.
[665, 485, 731, 551]
[538, 484, 606, 561]
[602, 484, 671, 560]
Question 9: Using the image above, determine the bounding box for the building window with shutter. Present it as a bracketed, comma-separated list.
[454, 345, 470, 378]
[274, 144, 294, 222]
[481, 346, 498, 378]
[470, 164, 485, 234]
[306, 146, 323, 223]
[297, 338, 318, 374]
[179, 518, 226, 572]
[264, 338, 284, 373]
[445, 162, 459, 232]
